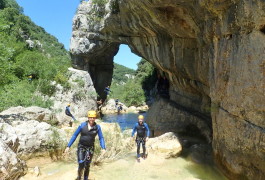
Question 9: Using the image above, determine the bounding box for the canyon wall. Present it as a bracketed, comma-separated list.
[70, 0, 265, 179]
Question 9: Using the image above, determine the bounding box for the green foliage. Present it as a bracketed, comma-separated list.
[92, 0, 108, 6]
[37, 79, 57, 96]
[0, 80, 53, 112]
[73, 90, 86, 101]
[46, 128, 66, 160]
[73, 78, 85, 88]
[54, 72, 71, 90]
[0, 0, 22, 11]
[47, 128, 65, 149]
[110, 80, 145, 107]
[0, 3, 71, 112]
[110, 0, 119, 14]
[110, 59, 156, 106]
[135, 59, 157, 94]
[112, 63, 135, 84]
[121, 80, 145, 106]
[87, 90, 98, 98]
[88, 0, 108, 23]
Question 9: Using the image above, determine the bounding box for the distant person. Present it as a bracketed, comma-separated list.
[131, 115, 150, 162]
[104, 86, 111, 96]
[96, 99, 104, 119]
[64, 110, 106, 180]
[117, 104, 123, 114]
[115, 99, 119, 107]
[97, 99, 103, 110]
[28, 75, 32, 81]
[65, 104, 76, 127]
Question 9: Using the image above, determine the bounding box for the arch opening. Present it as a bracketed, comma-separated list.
[108, 44, 159, 108]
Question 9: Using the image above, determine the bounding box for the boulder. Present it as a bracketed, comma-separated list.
[51, 67, 97, 124]
[0, 123, 19, 152]
[25, 39, 34, 49]
[127, 106, 137, 113]
[147, 132, 182, 158]
[94, 122, 134, 162]
[101, 99, 128, 114]
[11, 120, 67, 160]
[0, 106, 53, 124]
[0, 139, 26, 180]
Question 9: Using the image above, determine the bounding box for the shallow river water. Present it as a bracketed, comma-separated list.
[22, 113, 228, 180]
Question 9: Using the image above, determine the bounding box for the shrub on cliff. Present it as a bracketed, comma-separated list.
[0, 1, 71, 111]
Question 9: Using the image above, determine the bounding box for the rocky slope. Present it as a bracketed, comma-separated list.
[50, 67, 97, 123]
[69, 0, 265, 179]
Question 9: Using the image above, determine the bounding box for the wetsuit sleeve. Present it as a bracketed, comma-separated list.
[131, 123, 137, 137]
[144, 123, 150, 137]
[67, 124, 82, 147]
[97, 125, 106, 149]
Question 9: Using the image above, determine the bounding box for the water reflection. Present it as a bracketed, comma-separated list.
[102, 113, 147, 131]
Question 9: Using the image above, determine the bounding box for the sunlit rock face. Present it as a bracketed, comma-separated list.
[70, 0, 265, 179]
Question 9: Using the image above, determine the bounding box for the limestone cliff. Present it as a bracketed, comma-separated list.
[70, 0, 265, 179]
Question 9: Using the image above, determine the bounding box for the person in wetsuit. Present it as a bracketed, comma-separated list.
[117, 104, 123, 113]
[104, 86, 111, 96]
[65, 104, 76, 127]
[131, 115, 150, 161]
[64, 110, 106, 180]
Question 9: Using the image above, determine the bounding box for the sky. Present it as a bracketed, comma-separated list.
[16, 0, 141, 70]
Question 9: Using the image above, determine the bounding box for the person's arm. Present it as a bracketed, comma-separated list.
[67, 123, 83, 147]
[131, 123, 137, 137]
[97, 125, 106, 149]
[144, 123, 150, 137]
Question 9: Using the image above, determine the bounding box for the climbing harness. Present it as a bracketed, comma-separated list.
[78, 146, 94, 164]
[136, 137, 146, 143]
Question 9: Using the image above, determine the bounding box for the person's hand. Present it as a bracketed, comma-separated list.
[146, 137, 149, 142]
[97, 149, 106, 160]
[64, 147, 70, 155]
[101, 149, 106, 154]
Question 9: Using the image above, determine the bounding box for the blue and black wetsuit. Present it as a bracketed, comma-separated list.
[65, 106, 76, 121]
[132, 122, 150, 158]
[67, 121, 105, 180]
[104, 87, 111, 95]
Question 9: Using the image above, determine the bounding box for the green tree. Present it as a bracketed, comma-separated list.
[112, 63, 135, 84]
[110, 59, 157, 106]
[0, 3, 71, 112]
[121, 80, 145, 106]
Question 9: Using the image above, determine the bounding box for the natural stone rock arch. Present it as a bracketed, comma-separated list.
[70, 0, 265, 179]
